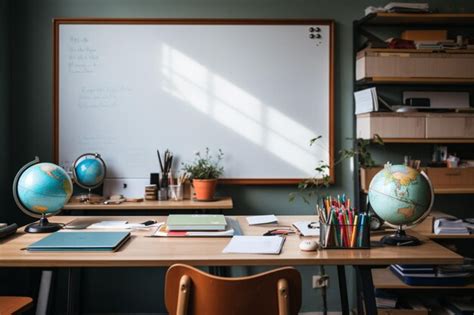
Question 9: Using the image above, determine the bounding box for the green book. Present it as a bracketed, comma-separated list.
[27, 231, 131, 251]
[167, 214, 227, 231]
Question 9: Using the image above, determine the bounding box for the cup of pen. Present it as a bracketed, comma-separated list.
[319, 217, 370, 249]
[168, 184, 183, 201]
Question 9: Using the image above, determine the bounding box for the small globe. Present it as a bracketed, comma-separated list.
[73, 153, 106, 189]
[368, 164, 433, 228]
[16, 161, 73, 217]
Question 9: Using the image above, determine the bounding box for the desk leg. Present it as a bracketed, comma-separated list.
[66, 268, 81, 315]
[36, 270, 54, 315]
[337, 265, 349, 315]
[355, 266, 377, 315]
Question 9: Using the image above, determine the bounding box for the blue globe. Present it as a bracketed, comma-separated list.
[368, 164, 433, 227]
[17, 162, 73, 216]
[75, 157, 105, 188]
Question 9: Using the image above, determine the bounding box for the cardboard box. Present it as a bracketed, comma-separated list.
[401, 30, 447, 41]
[426, 167, 474, 189]
[378, 309, 428, 315]
[360, 167, 383, 192]
[356, 49, 474, 81]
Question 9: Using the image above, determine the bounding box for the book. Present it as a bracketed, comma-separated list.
[27, 231, 131, 252]
[166, 214, 227, 231]
[434, 218, 470, 235]
[153, 217, 242, 237]
[222, 235, 286, 254]
[390, 265, 470, 286]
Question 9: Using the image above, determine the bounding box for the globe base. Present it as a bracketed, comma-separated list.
[380, 229, 421, 246]
[24, 217, 62, 233]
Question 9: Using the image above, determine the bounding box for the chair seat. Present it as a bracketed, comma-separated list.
[0, 296, 33, 314]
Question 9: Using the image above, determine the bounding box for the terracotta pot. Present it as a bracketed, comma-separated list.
[192, 179, 217, 200]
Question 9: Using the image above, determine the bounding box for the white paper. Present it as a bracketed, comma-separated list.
[246, 215, 278, 225]
[292, 221, 319, 236]
[88, 221, 162, 230]
[354, 87, 377, 114]
[222, 236, 285, 254]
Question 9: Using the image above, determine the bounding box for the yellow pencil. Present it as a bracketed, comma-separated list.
[350, 215, 358, 248]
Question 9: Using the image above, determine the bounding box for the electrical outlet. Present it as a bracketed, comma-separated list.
[312, 275, 329, 288]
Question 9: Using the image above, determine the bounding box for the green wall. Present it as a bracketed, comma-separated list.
[4, 0, 474, 313]
[0, 0, 10, 223]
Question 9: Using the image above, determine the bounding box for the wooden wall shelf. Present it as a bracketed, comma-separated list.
[376, 138, 474, 144]
[373, 268, 474, 289]
[63, 197, 233, 211]
[356, 77, 474, 85]
[357, 13, 474, 26]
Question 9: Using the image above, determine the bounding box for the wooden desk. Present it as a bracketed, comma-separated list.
[63, 197, 233, 212]
[0, 216, 463, 315]
[0, 215, 461, 267]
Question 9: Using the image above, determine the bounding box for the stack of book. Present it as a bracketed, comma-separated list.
[390, 264, 472, 286]
[153, 214, 242, 237]
[434, 218, 474, 235]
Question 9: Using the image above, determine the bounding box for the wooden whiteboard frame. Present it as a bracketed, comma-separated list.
[53, 18, 334, 185]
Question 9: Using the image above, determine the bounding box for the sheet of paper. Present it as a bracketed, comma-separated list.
[222, 235, 285, 254]
[88, 221, 162, 230]
[246, 215, 278, 225]
[354, 87, 376, 114]
[292, 221, 319, 236]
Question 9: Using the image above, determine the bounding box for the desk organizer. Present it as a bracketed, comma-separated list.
[319, 218, 370, 249]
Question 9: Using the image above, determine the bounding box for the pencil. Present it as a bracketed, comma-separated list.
[350, 215, 358, 248]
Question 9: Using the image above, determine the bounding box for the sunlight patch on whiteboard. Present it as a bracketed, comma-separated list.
[160, 43, 329, 177]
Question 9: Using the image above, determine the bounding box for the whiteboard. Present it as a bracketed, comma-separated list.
[54, 19, 334, 185]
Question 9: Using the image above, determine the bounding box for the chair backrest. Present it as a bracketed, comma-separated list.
[0, 296, 33, 314]
[165, 264, 302, 315]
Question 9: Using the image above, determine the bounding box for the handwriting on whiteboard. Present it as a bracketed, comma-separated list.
[77, 86, 132, 109]
[67, 36, 99, 73]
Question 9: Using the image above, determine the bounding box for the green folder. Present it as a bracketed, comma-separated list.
[167, 214, 227, 231]
[27, 231, 131, 251]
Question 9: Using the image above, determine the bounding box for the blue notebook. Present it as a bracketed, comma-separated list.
[27, 231, 131, 251]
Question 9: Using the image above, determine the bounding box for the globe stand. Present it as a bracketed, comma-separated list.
[380, 226, 421, 246]
[24, 214, 62, 233]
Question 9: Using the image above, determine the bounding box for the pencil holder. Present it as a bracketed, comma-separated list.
[168, 185, 183, 201]
[319, 220, 370, 249]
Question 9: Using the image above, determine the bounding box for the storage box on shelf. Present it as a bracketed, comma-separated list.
[357, 113, 474, 141]
[356, 48, 474, 83]
[360, 166, 474, 194]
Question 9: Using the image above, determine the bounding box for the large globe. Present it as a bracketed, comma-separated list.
[368, 164, 433, 227]
[74, 157, 105, 188]
[17, 162, 73, 217]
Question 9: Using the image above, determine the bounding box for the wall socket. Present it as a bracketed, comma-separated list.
[312, 275, 329, 288]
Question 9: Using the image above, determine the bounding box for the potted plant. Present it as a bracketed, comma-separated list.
[182, 148, 224, 201]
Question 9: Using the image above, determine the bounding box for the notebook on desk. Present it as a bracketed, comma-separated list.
[27, 231, 131, 252]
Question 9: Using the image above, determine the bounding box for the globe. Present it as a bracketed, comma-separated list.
[75, 156, 105, 188]
[72, 153, 107, 202]
[13, 157, 73, 233]
[368, 163, 434, 246]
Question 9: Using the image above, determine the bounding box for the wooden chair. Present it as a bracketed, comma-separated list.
[165, 264, 302, 315]
[0, 296, 33, 314]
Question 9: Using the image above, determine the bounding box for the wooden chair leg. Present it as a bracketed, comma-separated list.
[177, 275, 191, 315]
[277, 279, 289, 315]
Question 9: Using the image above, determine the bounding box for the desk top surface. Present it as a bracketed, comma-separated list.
[0, 216, 463, 267]
[63, 197, 233, 210]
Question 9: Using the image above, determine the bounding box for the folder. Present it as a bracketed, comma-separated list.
[27, 231, 131, 252]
